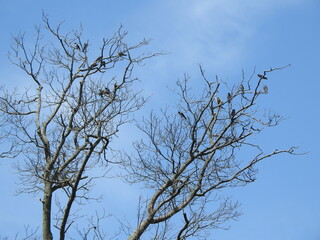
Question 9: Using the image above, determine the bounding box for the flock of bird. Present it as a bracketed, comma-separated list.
[177, 73, 269, 122]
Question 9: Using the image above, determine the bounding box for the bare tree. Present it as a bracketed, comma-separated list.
[123, 65, 297, 240]
[1, 14, 298, 240]
[0, 14, 158, 240]
[0, 86, 18, 159]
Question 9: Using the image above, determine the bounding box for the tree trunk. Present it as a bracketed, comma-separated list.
[42, 182, 53, 240]
[128, 218, 152, 240]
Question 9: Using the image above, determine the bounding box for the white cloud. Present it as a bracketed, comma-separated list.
[150, 0, 308, 74]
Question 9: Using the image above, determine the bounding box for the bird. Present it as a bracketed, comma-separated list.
[118, 51, 127, 57]
[227, 93, 232, 103]
[104, 87, 110, 95]
[231, 109, 236, 117]
[99, 87, 111, 97]
[90, 62, 98, 68]
[257, 74, 267, 79]
[216, 97, 221, 105]
[101, 61, 106, 67]
[74, 43, 80, 50]
[263, 85, 269, 94]
[178, 111, 187, 119]
[239, 84, 244, 93]
[230, 109, 236, 122]
[95, 56, 103, 62]
[82, 42, 88, 52]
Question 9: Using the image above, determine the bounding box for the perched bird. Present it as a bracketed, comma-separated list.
[178, 111, 187, 119]
[230, 109, 236, 123]
[239, 84, 244, 94]
[227, 93, 232, 103]
[257, 74, 267, 79]
[98, 89, 104, 96]
[231, 109, 236, 117]
[101, 61, 106, 67]
[82, 42, 88, 52]
[263, 85, 269, 94]
[99, 87, 111, 97]
[216, 97, 221, 105]
[104, 87, 110, 95]
[74, 43, 80, 50]
[118, 51, 127, 57]
[95, 56, 103, 62]
[90, 62, 98, 68]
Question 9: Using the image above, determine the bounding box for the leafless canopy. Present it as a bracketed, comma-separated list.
[0, 14, 158, 240]
[0, 13, 297, 240]
[123, 65, 296, 240]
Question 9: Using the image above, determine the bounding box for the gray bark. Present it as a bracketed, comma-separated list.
[42, 182, 53, 240]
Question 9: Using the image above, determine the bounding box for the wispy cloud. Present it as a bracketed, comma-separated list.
[146, 0, 308, 73]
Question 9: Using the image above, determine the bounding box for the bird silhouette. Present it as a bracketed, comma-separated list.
[230, 109, 236, 122]
[98, 90, 104, 96]
[82, 43, 88, 52]
[178, 111, 187, 119]
[216, 97, 221, 105]
[231, 109, 236, 117]
[118, 52, 127, 57]
[74, 43, 80, 50]
[227, 93, 232, 103]
[263, 85, 268, 94]
[257, 74, 267, 79]
[90, 62, 98, 68]
[95, 56, 103, 62]
[239, 84, 244, 93]
[99, 87, 111, 97]
[104, 87, 110, 95]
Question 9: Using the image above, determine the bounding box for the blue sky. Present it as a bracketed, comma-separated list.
[0, 0, 319, 239]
